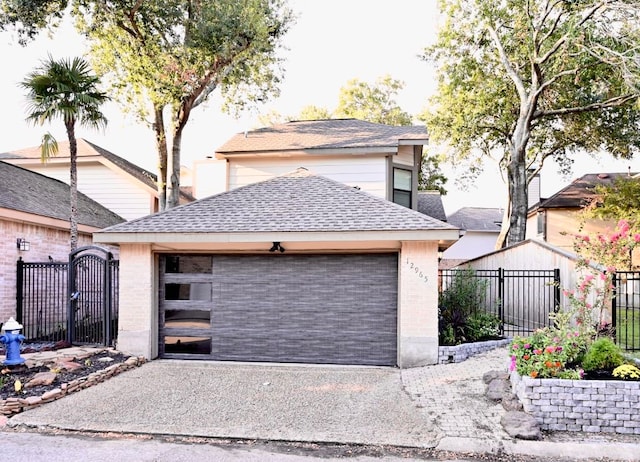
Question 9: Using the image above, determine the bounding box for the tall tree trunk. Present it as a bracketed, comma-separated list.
[153, 106, 168, 211]
[495, 191, 511, 250]
[166, 104, 192, 209]
[506, 148, 529, 246]
[66, 120, 79, 252]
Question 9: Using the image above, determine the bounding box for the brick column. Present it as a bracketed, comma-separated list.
[116, 244, 156, 359]
[398, 241, 439, 367]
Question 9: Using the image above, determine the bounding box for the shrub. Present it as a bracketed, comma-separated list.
[509, 311, 590, 379]
[466, 312, 502, 342]
[612, 364, 640, 380]
[439, 269, 500, 345]
[581, 337, 625, 372]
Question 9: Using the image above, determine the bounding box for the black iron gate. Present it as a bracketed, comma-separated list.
[16, 246, 119, 346]
[612, 271, 640, 351]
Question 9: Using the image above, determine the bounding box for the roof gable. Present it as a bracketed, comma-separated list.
[100, 168, 456, 235]
[447, 207, 503, 231]
[537, 172, 637, 209]
[0, 161, 124, 228]
[215, 119, 428, 156]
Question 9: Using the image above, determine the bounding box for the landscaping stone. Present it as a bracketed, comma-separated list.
[486, 377, 511, 401]
[501, 410, 542, 440]
[501, 392, 523, 411]
[25, 372, 57, 388]
[482, 370, 509, 384]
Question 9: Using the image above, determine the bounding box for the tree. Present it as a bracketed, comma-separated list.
[21, 55, 108, 250]
[422, 0, 640, 248]
[334, 75, 413, 126]
[583, 176, 640, 226]
[3, 0, 292, 211]
[419, 155, 448, 195]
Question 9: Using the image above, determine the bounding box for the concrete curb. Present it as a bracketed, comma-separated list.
[437, 436, 640, 461]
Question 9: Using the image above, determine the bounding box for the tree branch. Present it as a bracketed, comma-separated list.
[535, 94, 638, 118]
[486, 25, 528, 102]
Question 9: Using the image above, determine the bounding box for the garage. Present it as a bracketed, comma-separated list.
[159, 253, 398, 366]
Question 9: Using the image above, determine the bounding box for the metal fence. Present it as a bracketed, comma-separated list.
[438, 268, 560, 337]
[16, 247, 119, 346]
[612, 271, 640, 351]
[16, 260, 69, 342]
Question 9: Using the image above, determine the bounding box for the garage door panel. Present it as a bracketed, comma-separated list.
[161, 253, 398, 365]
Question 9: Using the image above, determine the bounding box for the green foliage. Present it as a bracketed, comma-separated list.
[0, 0, 67, 44]
[581, 337, 625, 372]
[20, 55, 108, 251]
[584, 177, 640, 228]
[510, 311, 590, 379]
[422, 0, 640, 246]
[439, 269, 500, 345]
[334, 75, 413, 126]
[419, 154, 448, 195]
[612, 364, 640, 380]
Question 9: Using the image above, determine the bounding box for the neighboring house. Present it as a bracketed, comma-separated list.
[0, 161, 124, 322]
[203, 118, 428, 210]
[94, 168, 459, 367]
[417, 191, 447, 222]
[526, 172, 636, 253]
[1, 139, 193, 221]
[440, 207, 503, 269]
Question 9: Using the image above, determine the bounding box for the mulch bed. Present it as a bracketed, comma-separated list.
[1, 350, 130, 400]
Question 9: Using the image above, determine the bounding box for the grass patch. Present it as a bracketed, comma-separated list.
[616, 310, 640, 352]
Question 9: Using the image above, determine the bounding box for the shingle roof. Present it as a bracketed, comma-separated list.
[2, 138, 195, 202]
[538, 173, 637, 209]
[215, 119, 428, 155]
[0, 161, 124, 228]
[100, 168, 456, 234]
[447, 207, 503, 231]
[417, 191, 447, 222]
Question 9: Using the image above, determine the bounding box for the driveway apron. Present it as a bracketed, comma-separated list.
[8, 361, 440, 448]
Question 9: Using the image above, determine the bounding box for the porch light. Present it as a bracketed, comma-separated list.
[16, 238, 30, 251]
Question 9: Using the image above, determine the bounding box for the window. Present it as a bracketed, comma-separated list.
[537, 211, 546, 238]
[393, 167, 412, 208]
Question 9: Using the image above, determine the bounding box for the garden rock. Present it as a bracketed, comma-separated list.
[482, 370, 509, 384]
[25, 372, 57, 388]
[501, 392, 523, 411]
[501, 411, 542, 440]
[486, 377, 510, 400]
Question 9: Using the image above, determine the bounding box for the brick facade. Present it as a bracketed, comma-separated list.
[398, 241, 439, 367]
[0, 217, 93, 323]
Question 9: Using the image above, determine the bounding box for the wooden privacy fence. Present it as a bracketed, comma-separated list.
[438, 268, 560, 337]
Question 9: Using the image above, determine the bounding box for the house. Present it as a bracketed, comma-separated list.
[94, 168, 459, 368]
[417, 190, 447, 221]
[198, 118, 428, 209]
[1, 138, 193, 221]
[526, 172, 636, 253]
[440, 207, 502, 269]
[0, 161, 124, 323]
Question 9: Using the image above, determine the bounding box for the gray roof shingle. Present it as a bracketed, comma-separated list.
[447, 207, 503, 231]
[417, 191, 447, 222]
[0, 161, 125, 228]
[100, 168, 456, 234]
[216, 119, 428, 155]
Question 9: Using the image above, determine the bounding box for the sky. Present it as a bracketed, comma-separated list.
[1, 0, 639, 215]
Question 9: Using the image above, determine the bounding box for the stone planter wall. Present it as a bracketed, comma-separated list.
[1, 356, 146, 416]
[510, 370, 640, 434]
[438, 338, 511, 364]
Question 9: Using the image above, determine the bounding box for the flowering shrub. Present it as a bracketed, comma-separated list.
[612, 364, 640, 380]
[509, 312, 588, 379]
[569, 220, 640, 331]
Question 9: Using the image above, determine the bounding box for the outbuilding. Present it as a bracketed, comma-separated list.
[94, 169, 458, 367]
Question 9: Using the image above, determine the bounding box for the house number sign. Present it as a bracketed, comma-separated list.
[405, 258, 429, 284]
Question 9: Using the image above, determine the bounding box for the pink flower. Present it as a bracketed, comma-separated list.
[523, 344, 531, 349]
[582, 235, 590, 242]
[533, 349, 542, 355]
[545, 346, 556, 353]
[509, 356, 516, 372]
[634, 234, 640, 243]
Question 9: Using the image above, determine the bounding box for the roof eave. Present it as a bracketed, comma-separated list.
[215, 146, 401, 159]
[94, 229, 461, 244]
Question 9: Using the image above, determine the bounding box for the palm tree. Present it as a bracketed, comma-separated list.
[21, 56, 108, 251]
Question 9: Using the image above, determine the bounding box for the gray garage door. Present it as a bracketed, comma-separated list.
[159, 253, 398, 366]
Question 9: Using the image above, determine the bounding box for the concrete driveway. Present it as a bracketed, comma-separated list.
[8, 361, 440, 448]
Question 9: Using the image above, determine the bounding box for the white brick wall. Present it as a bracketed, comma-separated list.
[398, 240, 439, 367]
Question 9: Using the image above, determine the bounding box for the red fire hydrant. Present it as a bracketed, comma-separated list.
[0, 317, 26, 366]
